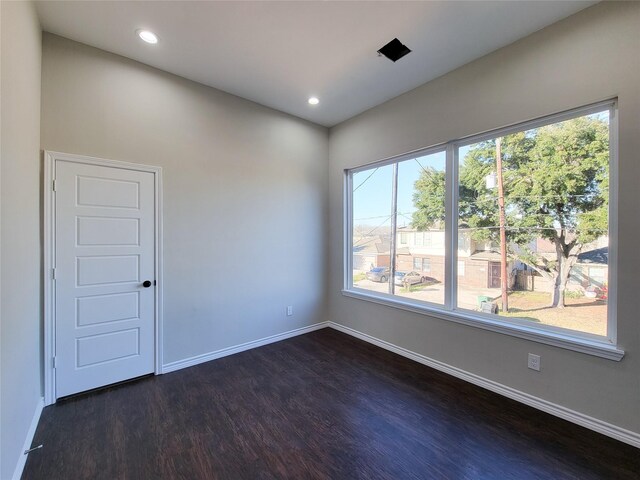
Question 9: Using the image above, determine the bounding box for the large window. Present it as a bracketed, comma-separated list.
[350, 150, 446, 304]
[346, 101, 618, 355]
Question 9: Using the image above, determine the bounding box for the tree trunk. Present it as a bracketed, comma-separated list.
[549, 272, 562, 308]
[550, 240, 582, 309]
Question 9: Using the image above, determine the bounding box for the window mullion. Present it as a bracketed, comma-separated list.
[389, 162, 399, 295]
[445, 143, 457, 310]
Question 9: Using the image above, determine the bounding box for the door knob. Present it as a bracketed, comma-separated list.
[142, 280, 152, 288]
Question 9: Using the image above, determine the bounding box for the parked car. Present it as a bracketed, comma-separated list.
[394, 271, 406, 286]
[402, 271, 425, 286]
[366, 267, 390, 282]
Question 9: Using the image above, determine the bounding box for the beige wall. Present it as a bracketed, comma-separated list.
[329, 2, 640, 433]
[0, 1, 43, 478]
[41, 34, 329, 365]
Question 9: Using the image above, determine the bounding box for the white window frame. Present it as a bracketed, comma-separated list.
[343, 100, 623, 361]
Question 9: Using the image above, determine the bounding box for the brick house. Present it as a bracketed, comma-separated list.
[395, 227, 515, 289]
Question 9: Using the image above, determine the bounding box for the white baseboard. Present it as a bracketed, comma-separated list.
[12, 397, 45, 480]
[327, 322, 640, 449]
[162, 322, 329, 373]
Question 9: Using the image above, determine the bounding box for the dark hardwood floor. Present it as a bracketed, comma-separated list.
[22, 329, 639, 479]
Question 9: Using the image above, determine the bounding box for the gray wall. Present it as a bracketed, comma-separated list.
[329, 2, 640, 433]
[41, 34, 329, 365]
[0, 1, 43, 478]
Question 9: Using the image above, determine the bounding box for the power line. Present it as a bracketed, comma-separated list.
[463, 226, 607, 232]
[353, 215, 393, 247]
[354, 211, 414, 222]
[353, 168, 379, 193]
[414, 157, 444, 179]
[410, 193, 604, 201]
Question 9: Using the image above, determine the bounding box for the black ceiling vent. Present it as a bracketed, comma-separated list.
[377, 38, 411, 62]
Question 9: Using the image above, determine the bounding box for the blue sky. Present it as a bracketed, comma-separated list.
[353, 151, 445, 228]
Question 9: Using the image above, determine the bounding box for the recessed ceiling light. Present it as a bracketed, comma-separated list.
[137, 29, 158, 44]
[308, 97, 319, 105]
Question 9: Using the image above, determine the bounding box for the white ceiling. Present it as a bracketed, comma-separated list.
[35, 1, 597, 127]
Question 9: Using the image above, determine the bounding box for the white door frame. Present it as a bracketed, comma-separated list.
[44, 151, 164, 405]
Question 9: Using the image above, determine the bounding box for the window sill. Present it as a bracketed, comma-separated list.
[341, 289, 624, 361]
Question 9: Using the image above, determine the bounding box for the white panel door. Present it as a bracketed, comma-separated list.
[55, 160, 155, 398]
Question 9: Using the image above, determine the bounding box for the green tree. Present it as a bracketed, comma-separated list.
[412, 168, 445, 230]
[412, 115, 609, 308]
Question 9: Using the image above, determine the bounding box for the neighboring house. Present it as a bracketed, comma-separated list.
[571, 246, 608, 289]
[394, 227, 515, 289]
[352, 234, 391, 272]
[396, 228, 446, 280]
[513, 237, 609, 293]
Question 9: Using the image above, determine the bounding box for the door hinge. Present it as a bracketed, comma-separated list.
[52, 356, 57, 369]
[52, 179, 57, 192]
[24, 444, 43, 455]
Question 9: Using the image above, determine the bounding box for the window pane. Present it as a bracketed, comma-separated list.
[456, 110, 610, 337]
[394, 151, 446, 305]
[352, 164, 393, 293]
[424, 233, 432, 246]
[423, 258, 431, 273]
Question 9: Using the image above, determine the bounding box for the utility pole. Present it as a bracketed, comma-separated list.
[496, 137, 509, 312]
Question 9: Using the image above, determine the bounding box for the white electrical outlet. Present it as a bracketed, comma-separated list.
[528, 353, 541, 371]
[286, 306, 293, 316]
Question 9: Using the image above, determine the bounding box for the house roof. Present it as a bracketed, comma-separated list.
[469, 250, 502, 262]
[353, 235, 383, 255]
[375, 243, 389, 254]
[577, 247, 608, 265]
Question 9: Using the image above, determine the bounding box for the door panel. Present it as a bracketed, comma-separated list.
[55, 160, 155, 398]
[76, 176, 140, 208]
[76, 255, 140, 286]
[76, 216, 140, 246]
[489, 262, 501, 289]
[76, 292, 140, 326]
[76, 328, 140, 367]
